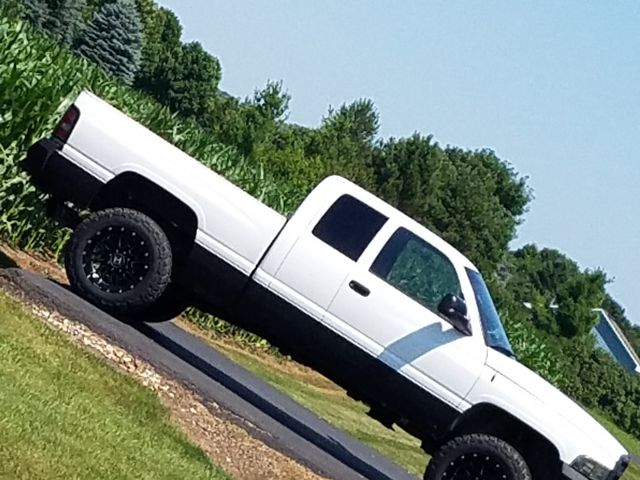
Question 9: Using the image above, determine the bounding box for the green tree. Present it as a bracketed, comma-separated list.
[314, 99, 379, 190]
[75, 0, 142, 85]
[239, 80, 292, 156]
[149, 41, 221, 118]
[43, 0, 86, 46]
[0, 0, 21, 19]
[134, 4, 183, 97]
[498, 245, 607, 338]
[205, 84, 289, 158]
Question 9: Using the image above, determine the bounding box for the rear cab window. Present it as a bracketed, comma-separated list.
[312, 194, 387, 261]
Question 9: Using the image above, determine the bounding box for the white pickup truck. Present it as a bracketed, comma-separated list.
[22, 91, 630, 480]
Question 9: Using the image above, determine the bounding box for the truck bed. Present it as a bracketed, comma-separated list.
[64, 91, 286, 276]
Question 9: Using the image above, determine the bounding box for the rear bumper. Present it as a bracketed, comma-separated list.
[21, 138, 103, 208]
[21, 137, 60, 190]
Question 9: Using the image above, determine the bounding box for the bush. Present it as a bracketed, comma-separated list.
[503, 314, 567, 385]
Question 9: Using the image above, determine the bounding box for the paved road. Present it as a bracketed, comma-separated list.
[0, 268, 418, 480]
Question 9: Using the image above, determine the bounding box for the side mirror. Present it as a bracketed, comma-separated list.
[438, 294, 472, 336]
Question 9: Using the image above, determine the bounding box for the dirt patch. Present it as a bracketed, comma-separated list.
[0, 243, 66, 283]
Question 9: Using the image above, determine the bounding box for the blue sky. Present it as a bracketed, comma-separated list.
[158, 0, 640, 324]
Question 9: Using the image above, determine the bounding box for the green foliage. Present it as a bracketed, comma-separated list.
[185, 308, 272, 350]
[253, 80, 290, 123]
[502, 313, 567, 385]
[75, 0, 142, 85]
[556, 337, 640, 437]
[0, 14, 299, 253]
[0, 0, 23, 19]
[314, 99, 379, 191]
[43, 0, 86, 46]
[499, 245, 607, 338]
[206, 81, 291, 159]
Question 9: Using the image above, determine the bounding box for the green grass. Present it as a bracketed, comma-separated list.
[0, 291, 228, 480]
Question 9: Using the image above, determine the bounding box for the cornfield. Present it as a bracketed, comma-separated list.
[0, 14, 298, 252]
[0, 13, 296, 345]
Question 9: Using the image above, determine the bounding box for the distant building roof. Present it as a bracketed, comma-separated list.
[592, 308, 640, 374]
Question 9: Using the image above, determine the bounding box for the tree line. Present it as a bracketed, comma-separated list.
[3, 0, 640, 441]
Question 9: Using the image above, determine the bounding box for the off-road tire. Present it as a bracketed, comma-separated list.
[424, 434, 531, 480]
[65, 208, 172, 313]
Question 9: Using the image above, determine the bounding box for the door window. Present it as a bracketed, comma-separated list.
[312, 194, 387, 261]
[370, 228, 461, 312]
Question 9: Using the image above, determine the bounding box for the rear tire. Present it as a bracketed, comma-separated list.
[65, 208, 172, 313]
[424, 434, 531, 480]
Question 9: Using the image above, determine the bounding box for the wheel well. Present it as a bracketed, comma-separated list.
[91, 172, 198, 270]
[445, 404, 563, 480]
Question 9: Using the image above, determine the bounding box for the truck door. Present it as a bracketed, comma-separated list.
[326, 223, 486, 408]
[267, 194, 388, 320]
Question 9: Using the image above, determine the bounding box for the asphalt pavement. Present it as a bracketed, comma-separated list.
[0, 268, 418, 480]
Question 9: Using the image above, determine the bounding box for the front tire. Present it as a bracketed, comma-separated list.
[424, 434, 531, 480]
[65, 208, 172, 314]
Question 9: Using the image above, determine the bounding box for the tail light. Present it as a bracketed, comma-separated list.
[53, 105, 80, 143]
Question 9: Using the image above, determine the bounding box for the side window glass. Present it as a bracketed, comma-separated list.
[312, 195, 387, 261]
[370, 228, 461, 312]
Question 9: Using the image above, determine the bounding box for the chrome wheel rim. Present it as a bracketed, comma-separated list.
[82, 226, 151, 294]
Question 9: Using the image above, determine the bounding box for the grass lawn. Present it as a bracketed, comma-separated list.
[0, 291, 228, 480]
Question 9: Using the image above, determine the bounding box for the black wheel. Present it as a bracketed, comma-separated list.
[65, 208, 172, 313]
[424, 434, 531, 480]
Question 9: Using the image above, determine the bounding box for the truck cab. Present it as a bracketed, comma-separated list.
[237, 176, 629, 480]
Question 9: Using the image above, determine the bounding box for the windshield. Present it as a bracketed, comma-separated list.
[466, 269, 514, 357]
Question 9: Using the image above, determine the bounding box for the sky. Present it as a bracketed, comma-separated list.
[157, 0, 640, 324]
